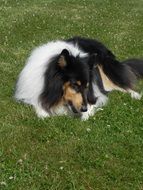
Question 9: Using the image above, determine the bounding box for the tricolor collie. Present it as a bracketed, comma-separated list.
[14, 37, 143, 120]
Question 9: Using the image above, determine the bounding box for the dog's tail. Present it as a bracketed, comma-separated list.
[122, 59, 143, 79]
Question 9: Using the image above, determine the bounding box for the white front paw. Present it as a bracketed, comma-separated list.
[81, 105, 95, 120]
[81, 112, 90, 121]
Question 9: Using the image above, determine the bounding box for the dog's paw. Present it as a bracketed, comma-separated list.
[81, 105, 96, 121]
[81, 113, 90, 121]
[130, 90, 142, 100]
[35, 107, 50, 118]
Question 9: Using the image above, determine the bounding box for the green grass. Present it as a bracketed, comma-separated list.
[0, 0, 143, 189]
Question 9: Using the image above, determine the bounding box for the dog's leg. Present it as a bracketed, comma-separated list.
[35, 105, 50, 118]
[94, 95, 108, 108]
[92, 81, 108, 107]
[81, 85, 108, 120]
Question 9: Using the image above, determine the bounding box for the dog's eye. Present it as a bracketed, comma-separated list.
[71, 83, 80, 92]
[72, 83, 79, 88]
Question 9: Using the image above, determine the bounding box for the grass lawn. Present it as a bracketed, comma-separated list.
[0, 0, 143, 189]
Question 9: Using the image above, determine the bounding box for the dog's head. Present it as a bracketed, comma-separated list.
[40, 49, 90, 114]
[60, 49, 90, 113]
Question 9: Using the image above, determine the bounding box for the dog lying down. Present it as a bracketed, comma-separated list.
[14, 37, 143, 120]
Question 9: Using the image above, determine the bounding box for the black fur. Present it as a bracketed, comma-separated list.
[67, 37, 137, 90]
[40, 49, 90, 111]
[67, 36, 115, 58]
[40, 55, 64, 110]
[122, 59, 143, 78]
[86, 54, 97, 104]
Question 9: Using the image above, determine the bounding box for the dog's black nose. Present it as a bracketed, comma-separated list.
[80, 105, 87, 112]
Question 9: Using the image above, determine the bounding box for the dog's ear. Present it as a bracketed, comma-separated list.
[88, 53, 98, 69]
[58, 49, 70, 68]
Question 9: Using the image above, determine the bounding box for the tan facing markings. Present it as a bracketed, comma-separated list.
[63, 82, 83, 109]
